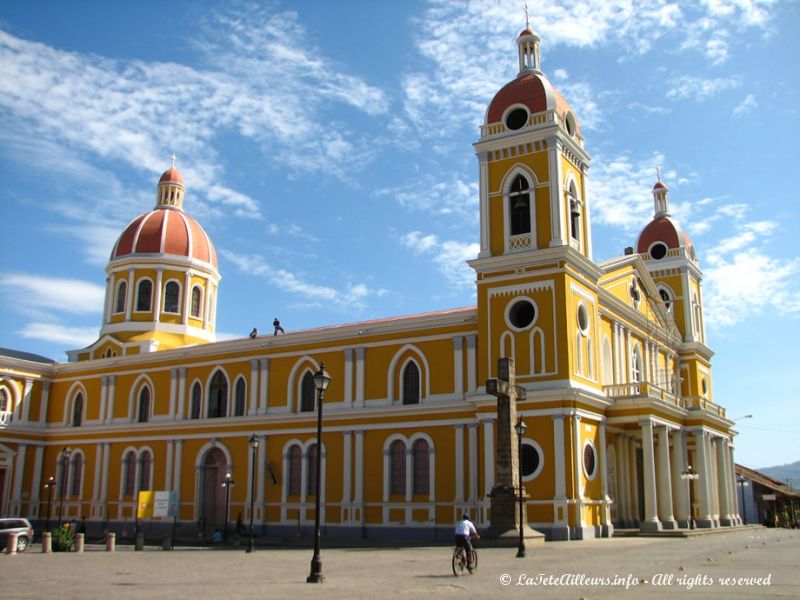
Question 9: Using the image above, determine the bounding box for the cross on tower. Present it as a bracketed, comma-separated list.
[170, 153, 177, 168]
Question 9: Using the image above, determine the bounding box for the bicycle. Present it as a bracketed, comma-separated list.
[452, 542, 478, 576]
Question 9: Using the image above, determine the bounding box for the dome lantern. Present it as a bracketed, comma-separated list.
[156, 154, 185, 211]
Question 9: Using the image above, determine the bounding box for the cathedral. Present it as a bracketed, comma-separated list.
[0, 24, 740, 541]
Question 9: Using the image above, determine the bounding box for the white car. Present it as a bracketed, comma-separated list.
[0, 518, 34, 552]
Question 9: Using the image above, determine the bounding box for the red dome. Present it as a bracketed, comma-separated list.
[159, 167, 184, 186]
[653, 181, 667, 190]
[111, 208, 217, 269]
[636, 216, 693, 255]
[485, 72, 578, 133]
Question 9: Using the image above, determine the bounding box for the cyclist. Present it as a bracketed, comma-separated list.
[454, 513, 480, 572]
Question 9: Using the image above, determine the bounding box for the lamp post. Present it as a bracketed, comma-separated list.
[307, 362, 331, 584]
[515, 417, 527, 558]
[247, 434, 259, 553]
[737, 476, 750, 525]
[221, 472, 234, 542]
[43, 476, 55, 532]
[681, 465, 699, 529]
[58, 447, 72, 526]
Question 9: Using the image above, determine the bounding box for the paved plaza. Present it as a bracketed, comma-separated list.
[1, 527, 798, 599]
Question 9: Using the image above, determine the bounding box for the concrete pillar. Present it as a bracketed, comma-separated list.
[656, 426, 677, 529]
[42, 532, 52, 553]
[6, 532, 19, 554]
[75, 533, 85, 553]
[693, 430, 715, 528]
[671, 429, 690, 528]
[639, 420, 662, 531]
[716, 438, 733, 526]
[106, 532, 116, 551]
[599, 421, 613, 537]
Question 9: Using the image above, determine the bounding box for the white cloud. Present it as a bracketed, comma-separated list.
[220, 249, 383, 310]
[376, 175, 479, 221]
[400, 232, 479, 288]
[733, 93, 757, 116]
[17, 322, 98, 347]
[0, 274, 105, 315]
[666, 75, 741, 101]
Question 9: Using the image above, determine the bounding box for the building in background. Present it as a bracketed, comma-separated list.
[735, 464, 799, 528]
[0, 23, 741, 541]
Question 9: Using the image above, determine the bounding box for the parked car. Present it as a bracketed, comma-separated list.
[0, 517, 34, 552]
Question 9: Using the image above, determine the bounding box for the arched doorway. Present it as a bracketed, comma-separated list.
[200, 448, 228, 537]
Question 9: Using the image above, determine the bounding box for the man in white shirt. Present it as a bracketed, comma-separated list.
[454, 513, 480, 572]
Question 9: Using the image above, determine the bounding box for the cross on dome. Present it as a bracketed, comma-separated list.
[170, 153, 177, 168]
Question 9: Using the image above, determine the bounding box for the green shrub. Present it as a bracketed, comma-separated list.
[51, 524, 75, 552]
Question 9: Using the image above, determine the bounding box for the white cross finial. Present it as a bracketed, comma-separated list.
[656, 165, 661, 182]
[170, 153, 177, 168]
[524, 3, 530, 29]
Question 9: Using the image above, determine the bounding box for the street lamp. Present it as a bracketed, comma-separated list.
[737, 476, 750, 525]
[43, 476, 55, 531]
[515, 417, 527, 558]
[247, 434, 259, 553]
[681, 465, 699, 529]
[221, 472, 234, 542]
[58, 447, 72, 526]
[307, 362, 331, 584]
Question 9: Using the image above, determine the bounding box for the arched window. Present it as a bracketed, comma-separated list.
[234, 378, 246, 417]
[288, 445, 302, 496]
[390, 440, 406, 496]
[659, 288, 673, 315]
[402, 362, 420, 405]
[164, 281, 180, 313]
[208, 371, 227, 418]
[123, 451, 136, 496]
[412, 439, 430, 495]
[631, 346, 643, 383]
[70, 453, 83, 496]
[139, 451, 152, 492]
[72, 393, 83, 427]
[114, 281, 127, 313]
[191, 285, 202, 318]
[300, 372, 315, 412]
[137, 387, 150, 423]
[190, 382, 202, 419]
[306, 444, 319, 497]
[136, 279, 152, 312]
[509, 175, 531, 236]
[568, 181, 581, 241]
[0, 388, 9, 413]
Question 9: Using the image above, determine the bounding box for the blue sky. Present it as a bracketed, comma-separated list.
[0, 0, 797, 470]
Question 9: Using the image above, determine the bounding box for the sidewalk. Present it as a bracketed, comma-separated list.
[2, 527, 798, 598]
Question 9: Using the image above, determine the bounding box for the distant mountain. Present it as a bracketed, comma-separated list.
[759, 460, 800, 488]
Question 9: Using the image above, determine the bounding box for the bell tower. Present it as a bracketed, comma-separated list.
[469, 21, 597, 389]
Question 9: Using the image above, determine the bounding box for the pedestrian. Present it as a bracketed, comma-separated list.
[236, 512, 246, 536]
[273, 318, 284, 335]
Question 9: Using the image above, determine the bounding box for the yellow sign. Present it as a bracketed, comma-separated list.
[137, 491, 155, 519]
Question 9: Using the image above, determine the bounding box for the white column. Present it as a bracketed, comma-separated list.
[693, 430, 714, 527]
[153, 268, 163, 321]
[20, 379, 32, 423]
[182, 271, 191, 325]
[468, 423, 478, 503]
[11, 444, 27, 514]
[29, 445, 44, 518]
[256, 435, 266, 523]
[355, 348, 365, 408]
[99, 443, 110, 514]
[482, 418, 494, 497]
[454, 425, 464, 503]
[354, 430, 364, 523]
[103, 276, 113, 324]
[715, 437, 733, 525]
[547, 136, 566, 246]
[249, 359, 259, 416]
[91, 443, 102, 510]
[572, 416, 584, 531]
[168, 368, 177, 418]
[707, 434, 720, 525]
[125, 270, 134, 320]
[258, 358, 269, 414]
[342, 432, 352, 518]
[599, 421, 612, 536]
[173, 440, 183, 498]
[39, 380, 51, 425]
[656, 426, 677, 529]
[671, 429, 690, 527]
[552, 414, 569, 535]
[344, 349, 353, 406]
[628, 435, 640, 523]
[727, 443, 741, 525]
[175, 368, 186, 420]
[165, 440, 174, 492]
[477, 152, 490, 258]
[614, 435, 628, 526]
[639, 420, 661, 531]
[453, 337, 464, 398]
[106, 375, 116, 424]
[466, 335, 477, 392]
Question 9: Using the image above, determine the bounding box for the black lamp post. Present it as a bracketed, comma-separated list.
[737, 476, 750, 525]
[307, 362, 331, 584]
[58, 447, 72, 526]
[681, 465, 699, 529]
[221, 472, 234, 542]
[43, 476, 55, 532]
[515, 417, 527, 558]
[247, 434, 259, 553]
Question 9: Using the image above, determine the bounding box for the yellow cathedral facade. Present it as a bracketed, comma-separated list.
[0, 25, 740, 541]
